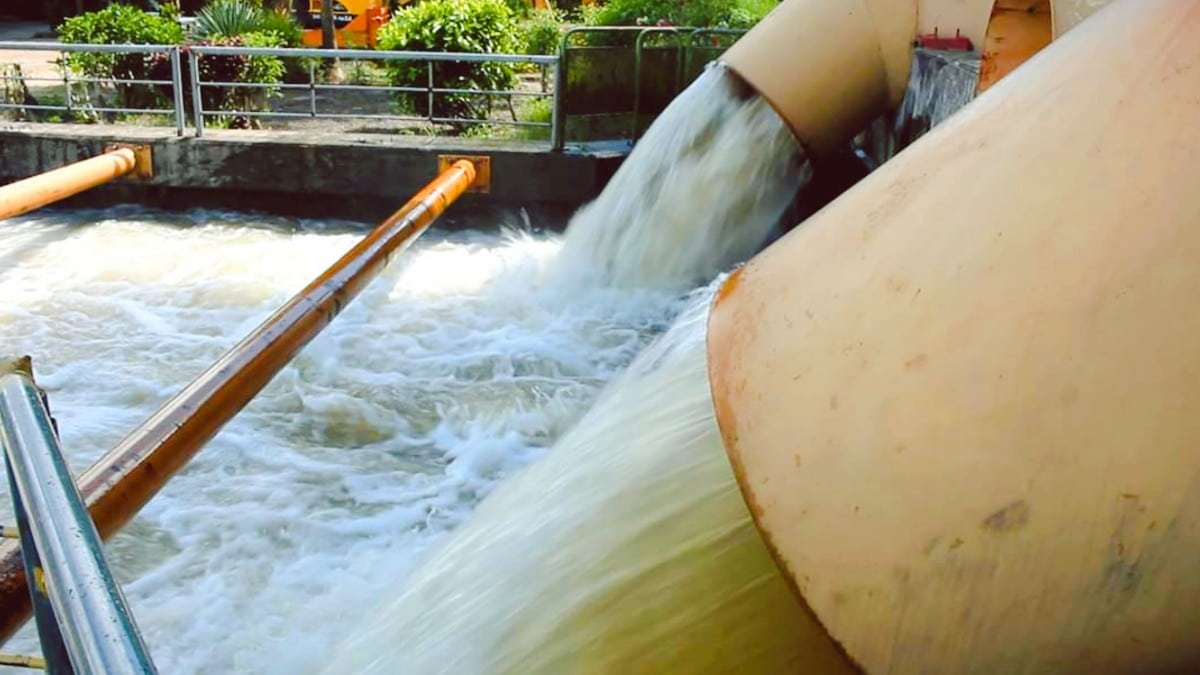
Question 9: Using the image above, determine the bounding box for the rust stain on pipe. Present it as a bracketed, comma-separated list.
[0, 159, 476, 641]
[0, 148, 138, 221]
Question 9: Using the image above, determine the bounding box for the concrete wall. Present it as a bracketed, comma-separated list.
[0, 124, 628, 224]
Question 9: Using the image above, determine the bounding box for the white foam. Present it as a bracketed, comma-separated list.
[322, 287, 824, 674]
[0, 209, 685, 674]
[549, 64, 810, 291]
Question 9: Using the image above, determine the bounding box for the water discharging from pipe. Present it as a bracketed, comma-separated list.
[322, 288, 844, 673]
[549, 63, 810, 291]
[0, 53, 809, 675]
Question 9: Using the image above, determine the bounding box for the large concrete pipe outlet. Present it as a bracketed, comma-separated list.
[720, 0, 918, 158]
[708, 0, 1200, 671]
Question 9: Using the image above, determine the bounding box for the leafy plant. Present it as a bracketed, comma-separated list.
[577, 0, 766, 45]
[58, 4, 184, 109]
[519, 7, 562, 55]
[377, 0, 521, 129]
[193, 0, 303, 45]
[147, 30, 287, 128]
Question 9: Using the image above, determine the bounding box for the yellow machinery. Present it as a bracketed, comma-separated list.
[298, 0, 390, 48]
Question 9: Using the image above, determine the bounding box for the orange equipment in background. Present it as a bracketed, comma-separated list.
[299, 0, 390, 49]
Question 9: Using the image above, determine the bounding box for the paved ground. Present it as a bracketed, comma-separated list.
[0, 21, 61, 81]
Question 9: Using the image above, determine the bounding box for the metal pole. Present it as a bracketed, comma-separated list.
[0, 148, 137, 221]
[4, 451, 72, 675]
[1, 360, 156, 675]
[188, 50, 203, 138]
[169, 48, 185, 137]
[426, 61, 434, 123]
[550, 51, 565, 151]
[62, 56, 72, 119]
[308, 61, 317, 118]
[0, 160, 479, 642]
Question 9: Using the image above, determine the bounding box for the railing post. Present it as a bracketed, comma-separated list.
[1, 357, 156, 674]
[3, 443, 72, 675]
[61, 55, 72, 120]
[188, 49, 203, 138]
[426, 60, 434, 123]
[169, 47, 185, 137]
[550, 50, 565, 151]
[308, 60, 317, 118]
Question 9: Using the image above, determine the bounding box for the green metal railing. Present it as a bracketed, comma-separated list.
[553, 25, 749, 150]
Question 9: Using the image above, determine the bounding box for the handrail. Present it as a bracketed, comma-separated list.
[188, 44, 558, 64]
[0, 148, 141, 221]
[0, 359, 156, 675]
[0, 159, 478, 642]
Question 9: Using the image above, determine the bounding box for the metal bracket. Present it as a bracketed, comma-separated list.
[437, 155, 491, 194]
[0, 356, 32, 379]
[0, 653, 47, 670]
[103, 144, 154, 180]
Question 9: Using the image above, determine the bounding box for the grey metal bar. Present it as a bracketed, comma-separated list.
[198, 108, 550, 126]
[188, 50, 203, 138]
[0, 42, 175, 54]
[0, 103, 173, 115]
[426, 61, 434, 123]
[0, 368, 156, 675]
[188, 44, 557, 64]
[4, 451, 72, 675]
[308, 62, 317, 118]
[68, 77, 174, 87]
[550, 32, 567, 151]
[169, 48, 185, 136]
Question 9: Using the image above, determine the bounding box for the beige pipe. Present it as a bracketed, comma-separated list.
[708, 0, 1200, 672]
[720, 0, 918, 158]
[721, 0, 1116, 157]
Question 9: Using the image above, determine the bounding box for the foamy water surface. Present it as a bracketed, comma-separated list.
[0, 206, 687, 673]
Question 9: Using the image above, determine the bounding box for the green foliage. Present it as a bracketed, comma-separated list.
[519, 8, 562, 55]
[58, 4, 184, 110]
[574, 0, 768, 45]
[58, 4, 183, 80]
[193, 0, 303, 45]
[377, 0, 521, 128]
[240, 31, 287, 91]
[584, 0, 762, 28]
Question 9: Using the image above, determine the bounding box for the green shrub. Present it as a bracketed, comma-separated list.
[577, 0, 765, 45]
[519, 7, 562, 55]
[146, 30, 286, 128]
[59, 4, 183, 79]
[377, 0, 521, 129]
[193, 0, 303, 45]
[58, 4, 184, 110]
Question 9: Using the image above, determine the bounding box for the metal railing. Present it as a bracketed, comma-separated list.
[0, 358, 156, 674]
[186, 46, 559, 141]
[0, 42, 183, 136]
[553, 26, 748, 149]
[0, 41, 558, 144]
[0, 28, 746, 149]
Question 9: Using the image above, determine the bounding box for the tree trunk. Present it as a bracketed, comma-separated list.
[321, 0, 336, 49]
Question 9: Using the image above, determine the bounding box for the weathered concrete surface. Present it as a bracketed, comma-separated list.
[0, 123, 628, 223]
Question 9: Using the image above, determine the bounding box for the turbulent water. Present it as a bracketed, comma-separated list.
[0, 55, 807, 675]
[549, 63, 809, 290]
[0, 208, 686, 673]
[315, 61, 819, 674]
[321, 291, 840, 674]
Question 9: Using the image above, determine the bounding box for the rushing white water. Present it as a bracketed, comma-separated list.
[550, 63, 810, 290]
[0, 53, 809, 674]
[0, 207, 687, 674]
[322, 289, 844, 674]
